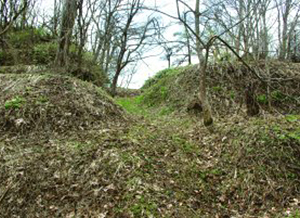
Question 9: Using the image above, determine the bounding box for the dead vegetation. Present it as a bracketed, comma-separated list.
[0, 62, 300, 217]
[0, 73, 127, 135]
[1, 111, 299, 217]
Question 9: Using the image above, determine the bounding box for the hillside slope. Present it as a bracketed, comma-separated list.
[141, 61, 300, 116]
[0, 64, 300, 217]
[0, 73, 127, 135]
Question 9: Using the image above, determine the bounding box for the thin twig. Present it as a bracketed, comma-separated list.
[0, 181, 13, 204]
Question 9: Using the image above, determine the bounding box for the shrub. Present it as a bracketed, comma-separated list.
[8, 28, 51, 48]
[142, 68, 183, 90]
[271, 90, 285, 102]
[0, 49, 16, 65]
[33, 42, 57, 64]
[69, 50, 110, 87]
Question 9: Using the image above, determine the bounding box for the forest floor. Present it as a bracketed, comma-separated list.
[1, 66, 300, 217]
[1, 94, 300, 217]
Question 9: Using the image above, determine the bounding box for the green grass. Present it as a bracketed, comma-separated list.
[285, 210, 300, 218]
[4, 96, 26, 109]
[142, 67, 187, 90]
[116, 96, 147, 115]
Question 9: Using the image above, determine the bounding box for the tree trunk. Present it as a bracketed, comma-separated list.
[184, 13, 192, 65]
[236, 0, 244, 55]
[245, 83, 259, 116]
[279, 0, 292, 60]
[55, 0, 78, 68]
[199, 61, 213, 126]
[111, 68, 121, 97]
[195, 0, 213, 127]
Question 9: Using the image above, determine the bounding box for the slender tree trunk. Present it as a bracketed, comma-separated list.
[55, 0, 78, 68]
[187, 39, 192, 65]
[261, 9, 269, 59]
[111, 68, 121, 97]
[279, 0, 291, 60]
[53, 0, 59, 36]
[280, 18, 288, 60]
[195, 0, 213, 126]
[236, 0, 244, 55]
[21, 0, 28, 29]
[199, 51, 213, 126]
[184, 13, 192, 65]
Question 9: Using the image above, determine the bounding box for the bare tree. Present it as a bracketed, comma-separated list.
[0, 0, 29, 36]
[94, 0, 120, 73]
[52, 0, 62, 36]
[173, 0, 213, 126]
[276, 0, 300, 60]
[110, 0, 156, 96]
[55, 0, 79, 68]
[75, 0, 96, 68]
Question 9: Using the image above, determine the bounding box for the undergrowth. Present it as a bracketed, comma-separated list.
[1, 93, 300, 217]
[1, 62, 300, 217]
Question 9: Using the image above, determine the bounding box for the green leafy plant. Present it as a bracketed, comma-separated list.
[212, 86, 223, 92]
[229, 90, 235, 99]
[5, 96, 26, 109]
[271, 90, 285, 101]
[257, 94, 268, 104]
[285, 114, 300, 122]
[159, 106, 174, 116]
[287, 129, 300, 141]
[160, 86, 168, 99]
[286, 210, 300, 218]
[36, 95, 49, 104]
[130, 196, 158, 217]
[33, 42, 57, 64]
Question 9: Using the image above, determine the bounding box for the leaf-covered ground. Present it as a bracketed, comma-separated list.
[1, 95, 300, 217]
[0, 73, 127, 134]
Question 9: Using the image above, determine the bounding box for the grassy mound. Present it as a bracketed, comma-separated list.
[0, 73, 127, 135]
[141, 61, 300, 116]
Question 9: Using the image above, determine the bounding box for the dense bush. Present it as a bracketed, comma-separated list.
[142, 67, 185, 90]
[70, 52, 110, 87]
[0, 27, 110, 88]
[32, 42, 57, 64]
[7, 28, 51, 48]
[0, 27, 54, 65]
